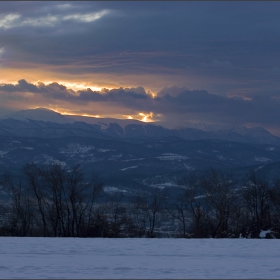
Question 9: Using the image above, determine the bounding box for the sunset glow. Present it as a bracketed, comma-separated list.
[54, 82, 108, 92]
[0, 2, 279, 135]
[138, 112, 154, 123]
[40, 107, 156, 124]
[49, 109, 102, 119]
[2, 1, 280, 250]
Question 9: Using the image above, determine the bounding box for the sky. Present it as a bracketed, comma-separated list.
[0, 1, 280, 135]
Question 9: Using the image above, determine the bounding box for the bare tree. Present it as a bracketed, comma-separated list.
[103, 192, 131, 237]
[242, 172, 272, 237]
[130, 191, 150, 237]
[39, 163, 69, 236]
[178, 175, 208, 238]
[39, 164, 104, 237]
[270, 180, 280, 230]
[82, 172, 103, 236]
[1, 173, 34, 236]
[23, 163, 103, 237]
[24, 163, 49, 236]
[167, 192, 189, 238]
[200, 169, 238, 238]
[144, 188, 168, 238]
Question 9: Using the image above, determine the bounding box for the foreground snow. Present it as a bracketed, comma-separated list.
[0, 237, 279, 278]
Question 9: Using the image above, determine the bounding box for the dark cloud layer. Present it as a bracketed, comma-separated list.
[1, 80, 280, 134]
[0, 2, 280, 134]
[0, 2, 280, 95]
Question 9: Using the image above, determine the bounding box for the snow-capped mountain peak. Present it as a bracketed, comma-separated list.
[4, 108, 75, 124]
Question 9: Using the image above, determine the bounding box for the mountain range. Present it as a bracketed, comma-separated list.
[1, 108, 280, 145]
[0, 108, 280, 196]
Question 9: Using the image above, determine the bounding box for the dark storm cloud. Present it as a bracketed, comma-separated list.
[153, 86, 280, 129]
[1, 79, 40, 93]
[1, 80, 280, 130]
[1, 1, 280, 96]
[0, 2, 280, 133]
[77, 86, 148, 104]
[0, 80, 150, 107]
[0, 80, 75, 97]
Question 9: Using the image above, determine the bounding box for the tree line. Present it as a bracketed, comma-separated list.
[0, 163, 280, 238]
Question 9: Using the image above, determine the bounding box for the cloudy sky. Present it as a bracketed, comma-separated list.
[0, 1, 280, 134]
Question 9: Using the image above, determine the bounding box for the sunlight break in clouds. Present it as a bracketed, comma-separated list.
[0, 79, 110, 93]
[139, 112, 153, 123]
[122, 113, 157, 123]
[48, 108, 101, 119]
[44, 81, 107, 92]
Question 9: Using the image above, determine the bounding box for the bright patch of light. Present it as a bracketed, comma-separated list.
[57, 4, 72, 9]
[0, 80, 18, 85]
[81, 114, 100, 118]
[36, 81, 107, 92]
[37, 107, 63, 114]
[147, 90, 157, 98]
[0, 13, 59, 29]
[123, 112, 161, 122]
[0, 10, 109, 30]
[138, 112, 154, 123]
[48, 108, 101, 119]
[56, 81, 103, 92]
[0, 79, 113, 93]
[0, 13, 21, 29]
[34, 108, 160, 123]
[61, 112, 101, 118]
[21, 15, 59, 27]
[63, 10, 110, 23]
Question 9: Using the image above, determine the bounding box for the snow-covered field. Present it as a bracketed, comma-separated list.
[1, 237, 279, 279]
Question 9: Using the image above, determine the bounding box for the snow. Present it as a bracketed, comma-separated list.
[259, 230, 274, 238]
[109, 154, 122, 160]
[60, 144, 94, 155]
[254, 165, 264, 171]
[120, 166, 138, 171]
[217, 155, 226, 160]
[151, 182, 178, 189]
[6, 108, 75, 124]
[40, 155, 67, 167]
[0, 151, 8, 156]
[68, 115, 144, 129]
[0, 238, 280, 279]
[254, 156, 271, 162]
[267, 147, 275, 151]
[123, 158, 145, 162]
[157, 153, 187, 161]
[98, 148, 113, 152]
[184, 164, 194, 170]
[104, 186, 127, 193]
